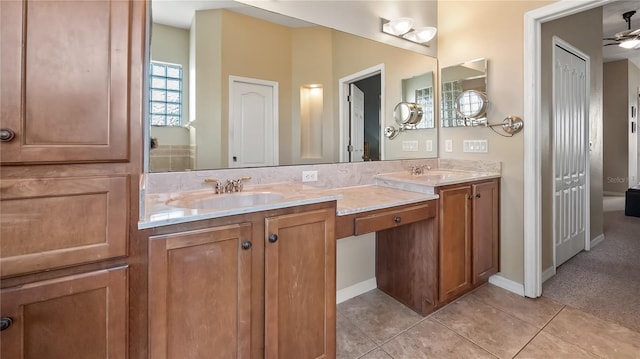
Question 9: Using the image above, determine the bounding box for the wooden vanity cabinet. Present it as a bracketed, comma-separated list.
[1, 0, 132, 164]
[0, 267, 128, 359]
[1, 0, 146, 357]
[265, 208, 336, 359]
[437, 179, 500, 305]
[148, 204, 336, 359]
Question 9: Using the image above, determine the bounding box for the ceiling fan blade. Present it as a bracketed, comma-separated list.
[603, 37, 619, 41]
[603, 43, 620, 46]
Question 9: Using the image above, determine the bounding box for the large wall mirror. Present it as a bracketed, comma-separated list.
[440, 58, 487, 127]
[147, 0, 438, 172]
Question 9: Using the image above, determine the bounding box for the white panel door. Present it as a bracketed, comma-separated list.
[229, 77, 278, 168]
[349, 84, 365, 162]
[553, 45, 588, 266]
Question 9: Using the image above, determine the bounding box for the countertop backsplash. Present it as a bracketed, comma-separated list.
[142, 158, 501, 194]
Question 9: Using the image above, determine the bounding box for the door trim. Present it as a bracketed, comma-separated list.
[228, 75, 279, 168]
[523, 0, 611, 298]
[338, 64, 385, 162]
[551, 36, 591, 271]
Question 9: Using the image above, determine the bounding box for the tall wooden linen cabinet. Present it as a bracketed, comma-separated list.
[0, 0, 147, 357]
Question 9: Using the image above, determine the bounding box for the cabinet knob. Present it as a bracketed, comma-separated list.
[0, 317, 13, 331]
[0, 129, 15, 142]
[476, 193, 481, 198]
[268, 234, 278, 243]
[393, 216, 402, 224]
[468, 195, 474, 200]
[241, 241, 252, 250]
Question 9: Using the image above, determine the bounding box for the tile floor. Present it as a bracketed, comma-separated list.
[337, 284, 640, 359]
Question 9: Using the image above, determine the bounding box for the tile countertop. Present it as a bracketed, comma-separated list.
[139, 183, 439, 229]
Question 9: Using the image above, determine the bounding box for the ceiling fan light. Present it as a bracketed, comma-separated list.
[403, 26, 437, 43]
[619, 38, 640, 49]
[383, 17, 414, 36]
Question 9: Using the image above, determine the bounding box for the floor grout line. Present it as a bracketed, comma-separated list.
[510, 304, 566, 358]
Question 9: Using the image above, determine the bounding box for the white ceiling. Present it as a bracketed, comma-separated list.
[603, 1, 640, 68]
[151, 0, 314, 29]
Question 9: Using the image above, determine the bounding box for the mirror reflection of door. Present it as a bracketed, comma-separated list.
[229, 76, 279, 168]
[348, 74, 381, 162]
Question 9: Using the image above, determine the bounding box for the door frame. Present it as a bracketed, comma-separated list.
[551, 36, 591, 273]
[338, 64, 385, 162]
[228, 75, 279, 168]
[523, 0, 612, 298]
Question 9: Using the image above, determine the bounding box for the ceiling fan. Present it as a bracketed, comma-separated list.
[604, 10, 640, 49]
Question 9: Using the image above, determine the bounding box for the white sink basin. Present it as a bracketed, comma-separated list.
[167, 192, 285, 210]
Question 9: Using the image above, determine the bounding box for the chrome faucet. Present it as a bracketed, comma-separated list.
[409, 165, 432, 175]
[204, 176, 252, 193]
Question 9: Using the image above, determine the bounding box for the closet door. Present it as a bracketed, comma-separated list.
[0, 0, 131, 164]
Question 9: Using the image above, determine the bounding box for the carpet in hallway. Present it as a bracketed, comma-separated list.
[543, 203, 640, 333]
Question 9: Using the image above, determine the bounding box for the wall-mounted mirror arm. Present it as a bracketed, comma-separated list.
[486, 115, 524, 136]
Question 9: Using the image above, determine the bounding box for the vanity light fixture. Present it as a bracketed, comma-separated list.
[381, 18, 437, 46]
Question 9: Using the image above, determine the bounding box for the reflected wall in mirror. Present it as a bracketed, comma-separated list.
[148, 1, 438, 172]
[401, 72, 435, 129]
[440, 58, 487, 127]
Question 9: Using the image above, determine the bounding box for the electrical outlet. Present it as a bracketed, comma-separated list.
[444, 139, 453, 153]
[402, 140, 419, 152]
[425, 140, 433, 152]
[302, 170, 318, 182]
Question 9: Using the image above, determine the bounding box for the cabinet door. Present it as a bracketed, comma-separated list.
[265, 208, 335, 359]
[438, 185, 473, 303]
[149, 223, 253, 359]
[0, 176, 128, 277]
[472, 180, 500, 285]
[0, 0, 131, 163]
[0, 267, 128, 359]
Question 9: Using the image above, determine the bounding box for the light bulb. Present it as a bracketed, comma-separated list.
[619, 38, 640, 49]
[403, 27, 437, 43]
[383, 17, 414, 36]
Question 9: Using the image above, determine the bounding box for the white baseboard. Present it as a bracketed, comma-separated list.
[336, 278, 377, 304]
[591, 233, 605, 248]
[488, 274, 525, 296]
[542, 266, 556, 283]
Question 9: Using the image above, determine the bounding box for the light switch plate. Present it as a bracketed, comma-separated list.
[402, 140, 419, 152]
[463, 139, 488, 153]
[425, 140, 433, 152]
[444, 139, 453, 153]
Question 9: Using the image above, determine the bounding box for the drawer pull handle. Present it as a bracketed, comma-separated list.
[393, 216, 401, 224]
[468, 195, 474, 200]
[268, 234, 278, 243]
[476, 193, 481, 198]
[0, 317, 13, 331]
[241, 241, 252, 250]
[0, 129, 15, 142]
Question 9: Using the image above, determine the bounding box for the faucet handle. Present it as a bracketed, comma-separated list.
[204, 178, 219, 184]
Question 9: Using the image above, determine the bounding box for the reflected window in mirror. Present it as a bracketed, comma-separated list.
[149, 61, 183, 126]
[400, 71, 435, 129]
[440, 58, 487, 127]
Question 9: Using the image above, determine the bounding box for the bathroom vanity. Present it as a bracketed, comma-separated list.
[137, 167, 499, 358]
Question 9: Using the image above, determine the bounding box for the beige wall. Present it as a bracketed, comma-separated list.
[603, 60, 640, 193]
[540, 8, 603, 272]
[192, 10, 223, 169]
[438, 1, 554, 283]
[150, 23, 190, 147]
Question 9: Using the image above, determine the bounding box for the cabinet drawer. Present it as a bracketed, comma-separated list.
[355, 202, 435, 235]
[0, 176, 129, 277]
